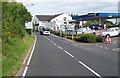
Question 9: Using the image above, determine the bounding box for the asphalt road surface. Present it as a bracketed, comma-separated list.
[25, 33, 119, 77]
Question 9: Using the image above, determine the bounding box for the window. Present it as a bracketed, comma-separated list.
[115, 28, 118, 31]
[63, 17, 67, 21]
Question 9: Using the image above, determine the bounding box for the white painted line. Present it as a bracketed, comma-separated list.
[113, 41, 117, 42]
[73, 44, 75, 46]
[27, 36, 37, 66]
[112, 49, 116, 51]
[64, 41, 69, 44]
[75, 58, 78, 60]
[75, 45, 77, 47]
[113, 43, 116, 44]
[22, 35, 37, 77]
[96, 45, 98, 46]
[115, 48, 120, 51]
[105, 47, 108, 49]
[22, 66, 28, 77]
[57, 46, 62, 50]
[100, 46, 103, 48]
[50, 40, 53, 43]
[64, 50, 74, 58]
[53, 43, 56, 45]
[78, 61, 101, 77]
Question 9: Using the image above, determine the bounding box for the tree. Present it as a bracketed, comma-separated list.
[2, 2, 32, 42]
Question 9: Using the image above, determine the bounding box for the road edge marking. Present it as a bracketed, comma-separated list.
[22, 35, 37, 76]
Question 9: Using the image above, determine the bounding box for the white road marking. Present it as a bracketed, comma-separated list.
[50, 40, 53, 43]
[113, 43, 116, 44]
[22, 36, 37, 76]
[75, 45, 77, 47]
[75, 58, 78, 60]
[115, 48, 120, 51]
[53, 43, 56, 45]
[22, 66, 28, 77]
[57, 46, 62, 50]
[113, 41, 117, 42]
[64, 50, 74, 58]
[105, 47, 108, 49]
[78, 61, 101, 77]
[96, 45, 98, 46]
[100, 46, 103, 48]
[73, 44, 75, 46]
[112, 49, 116, 51]
[64, 41, 69, 44]
[27, 36, 37, 66]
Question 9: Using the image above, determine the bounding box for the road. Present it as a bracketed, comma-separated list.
[25, 32, 119, 77]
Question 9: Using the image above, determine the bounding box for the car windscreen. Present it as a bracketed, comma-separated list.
[43, 29, 50, 31]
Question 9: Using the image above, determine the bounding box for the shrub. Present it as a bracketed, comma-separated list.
[96, 36, 104, 43]
[78, 33, 97, 43]
[67, 36, 72, 39]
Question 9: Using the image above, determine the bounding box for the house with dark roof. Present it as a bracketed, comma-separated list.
[32, 13, 72, 31]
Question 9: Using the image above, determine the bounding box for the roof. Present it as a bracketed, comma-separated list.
[36, 13, 63, 21]
[72, 13, 120, 21]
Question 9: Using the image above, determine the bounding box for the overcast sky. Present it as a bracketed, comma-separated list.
[16, 0, 119, 17]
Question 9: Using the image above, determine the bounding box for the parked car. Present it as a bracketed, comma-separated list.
[95, 29, 106, 37]
[76, 27, 95, 34]
[89, 25, 104, 30]
[101, 27, 119, 37]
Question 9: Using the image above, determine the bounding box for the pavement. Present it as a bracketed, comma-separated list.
[24, 32, 119, 77]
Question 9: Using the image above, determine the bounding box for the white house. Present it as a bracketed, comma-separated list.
[25, 22, 33, 29]
[32, 13, 72, 31]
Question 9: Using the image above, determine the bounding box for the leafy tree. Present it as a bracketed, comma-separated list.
[2, 2, 32, 42]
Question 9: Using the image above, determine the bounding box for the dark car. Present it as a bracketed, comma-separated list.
[89, 25, 104, 30]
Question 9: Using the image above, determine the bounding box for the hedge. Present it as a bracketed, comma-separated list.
[52, 31, 103, 43]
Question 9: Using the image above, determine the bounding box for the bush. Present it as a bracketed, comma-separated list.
[67, 36, 72, 39]
[96, 36, 104, 42]
[26, 29, 32, 35]
[76, 33, 97, 43]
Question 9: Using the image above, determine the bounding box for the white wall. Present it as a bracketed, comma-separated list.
[32, 16, 40, 31]
[51, 14, 72, 31]
[32, 14, 72, 31]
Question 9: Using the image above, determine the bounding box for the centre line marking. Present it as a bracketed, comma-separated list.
[58, 46, 62, 50]
[64, 50, 74, 58]
[78, 61, 101, 77]
[53, 43, 56, 45]
[50, 40, 53, 43]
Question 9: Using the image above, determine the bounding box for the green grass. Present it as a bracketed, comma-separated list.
[2, 34, 35, 76]
[0, 38, 2, 78]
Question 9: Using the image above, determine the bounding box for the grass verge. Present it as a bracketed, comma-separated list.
[2, 34, 35, 76]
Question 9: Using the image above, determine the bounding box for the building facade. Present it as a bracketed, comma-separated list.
[32, 13, 72, 31]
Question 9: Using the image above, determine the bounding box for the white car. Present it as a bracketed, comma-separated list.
[42, 28, 50, 35]
[43, 30, 50, 35]
[76, 27, 95, 34]
[101, 27, 119, 37]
